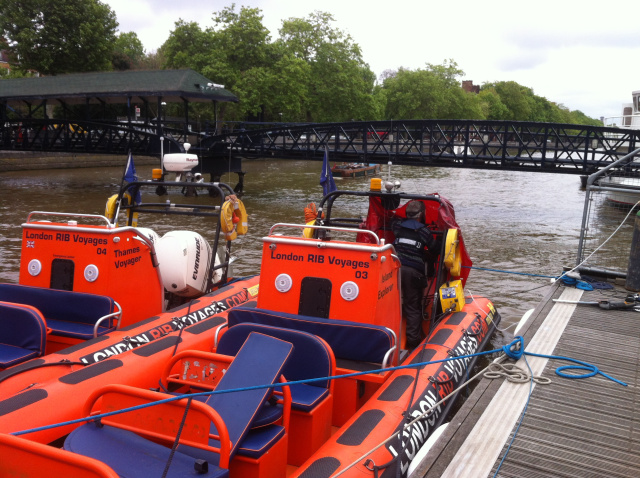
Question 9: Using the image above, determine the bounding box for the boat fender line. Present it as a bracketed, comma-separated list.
[170, 300, 194, 358]
[0, 360, 87, 386]
[364, 454, 398, 478]
[162, 396, 193, 477]
[443, 228, 461, 277]
[220, 196, 248, 241]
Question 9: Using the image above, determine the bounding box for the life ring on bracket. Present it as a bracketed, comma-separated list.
[220, 197, 248, 241]
[444, 228, 462, 277]
[104, 193, 139, 227]
[303, 220, 316, 238]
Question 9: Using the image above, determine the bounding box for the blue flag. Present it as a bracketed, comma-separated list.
[320, 146, 336, 196]
[124, 151, 141, 204]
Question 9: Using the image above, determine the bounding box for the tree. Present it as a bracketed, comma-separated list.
[483, 81, 533, 121]
[112, 32, 145, 70]
[478, 88, 509, 120]
[382, 61, 484, 120]
[160, 20, 212, 72]
[161, 6, 275, 125]
[0, 0, 118, 75]
[278, 11, 377, 122]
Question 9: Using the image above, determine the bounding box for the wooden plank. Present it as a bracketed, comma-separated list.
[436, 287, 584, 478]
[412, 284, 640, 477]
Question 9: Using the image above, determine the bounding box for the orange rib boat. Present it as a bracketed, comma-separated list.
[0, 177, 500, 478]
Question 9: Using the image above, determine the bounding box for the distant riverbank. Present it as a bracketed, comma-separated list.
[0, 151, 158, 172]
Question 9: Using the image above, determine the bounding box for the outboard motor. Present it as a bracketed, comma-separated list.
[155, 231, 212, 297]
[135, 227, 160, 246]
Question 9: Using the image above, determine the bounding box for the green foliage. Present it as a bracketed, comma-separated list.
[478, 88, 509, 119]
[277, 11, 377, 122]
[382, 61, 484, 120]
[0, 0, 118, 75]
[112, 32, 146, 70]
[477, 81, 601, 125]
[0, 67, 33, 79]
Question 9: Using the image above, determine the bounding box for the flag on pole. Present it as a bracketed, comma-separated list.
[123, 151, 141, 204]
[320, 146, 336, 196]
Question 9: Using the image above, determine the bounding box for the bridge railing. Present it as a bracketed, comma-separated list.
[214, 120, 640, 174]
[4, 118, 640, 177]
[1, 119, 185, 156]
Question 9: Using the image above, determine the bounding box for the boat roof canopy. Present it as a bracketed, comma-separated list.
[0, 69, 238, 107]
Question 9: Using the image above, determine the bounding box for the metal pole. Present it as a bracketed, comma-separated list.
[626, 210, 640, 291]
[160, 136, 164, 171]
[576, 147, 640, 266]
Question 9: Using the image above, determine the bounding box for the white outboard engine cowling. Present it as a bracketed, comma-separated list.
[135, 227, 160, 246]
[156, 231, 212, 297]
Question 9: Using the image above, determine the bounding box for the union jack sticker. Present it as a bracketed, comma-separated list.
[26, 241, 35, 248]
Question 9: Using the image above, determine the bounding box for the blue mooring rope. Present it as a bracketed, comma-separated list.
[10, 337, 626, 438]
[462, 265, 556, 279]
[493, 336, 627, 477]
[503, 336, 626, 386]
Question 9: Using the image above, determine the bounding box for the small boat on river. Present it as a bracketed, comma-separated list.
[0, 169, 500, 477]
[331, 163, 380, 178]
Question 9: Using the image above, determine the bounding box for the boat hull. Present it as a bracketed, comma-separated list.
[293, 296, 499, 477]
[0, 276, 259, 444]
[331, 164, 380, 178]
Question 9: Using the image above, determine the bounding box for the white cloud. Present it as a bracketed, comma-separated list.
[103, 0, 640, 119]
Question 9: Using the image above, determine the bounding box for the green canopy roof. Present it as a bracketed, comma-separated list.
[0, 69, 238, 106]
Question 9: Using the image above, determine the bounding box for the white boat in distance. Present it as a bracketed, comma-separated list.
[603, 90, 640, 130]
[597, 175, 640, 206]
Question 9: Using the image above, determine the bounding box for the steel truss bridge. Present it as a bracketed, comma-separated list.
[3, 119, 640, 175]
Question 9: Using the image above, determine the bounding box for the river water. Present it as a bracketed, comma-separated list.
[0, 159, 588, 333]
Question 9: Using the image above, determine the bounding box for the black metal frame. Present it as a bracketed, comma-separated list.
[315, 188, 449, 331]
[117, 179, 235, 292]
[220, 120, 640, 174]
[4, 118, 640, 175]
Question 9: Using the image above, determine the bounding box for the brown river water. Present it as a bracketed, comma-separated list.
[0, 159, 589, 341]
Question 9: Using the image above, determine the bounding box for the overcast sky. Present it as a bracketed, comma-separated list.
[103, 0, 640, 120]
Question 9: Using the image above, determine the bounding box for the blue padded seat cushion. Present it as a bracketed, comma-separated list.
[217, 322, 332, 412]
[0, 302, 46, 368]
[218, 322, 332, 388]
[204, 332, 292, 458]
[64, 423, 228, 478]
[236, 424, 285, 459]
[0, 284, 116, 337]
[44, 319, 112, 339]
[285, 383, 328, 412]
[173, 394, 283, 429]
[227, 307, 393, 365]
[0, 344, 40, 368]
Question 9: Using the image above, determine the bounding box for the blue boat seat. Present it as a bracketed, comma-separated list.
[227, 306, 395, 366]
[236, 424, 286, 459]
[217, 322, 335, 412]
[217, 317, 338, 466]
[65, 333, 293, 476]
[0, 301, 47, 368]
[0, 284, 121, 339]
[65, 424, 229, 478]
